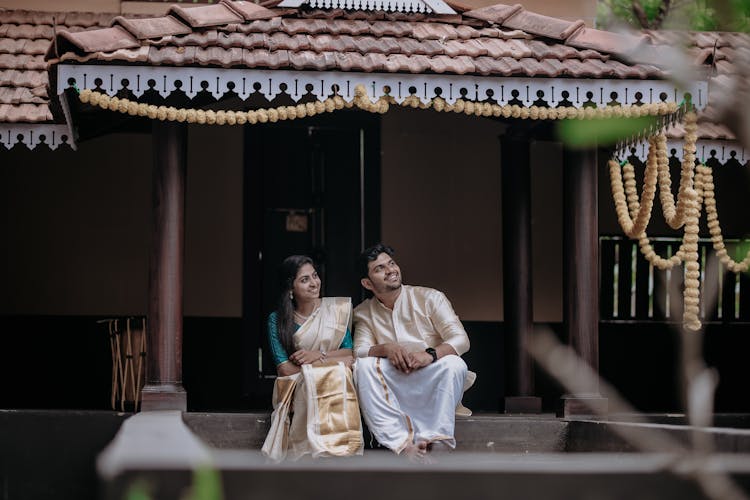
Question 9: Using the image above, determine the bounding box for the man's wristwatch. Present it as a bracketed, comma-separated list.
[425, 347, 438, 363]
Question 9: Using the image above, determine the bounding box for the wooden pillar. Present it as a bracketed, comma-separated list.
[501, 130, 541, 413]
[141, 122, 188, 412]
[561, 146, 607, 416]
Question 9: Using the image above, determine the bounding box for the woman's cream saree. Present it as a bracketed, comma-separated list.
[262, 297, 363, 461]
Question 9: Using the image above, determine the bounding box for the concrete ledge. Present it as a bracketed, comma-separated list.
[98, 411, 212, 480]
[105, 451, 750, 500]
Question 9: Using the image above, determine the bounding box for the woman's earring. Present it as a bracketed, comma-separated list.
[289, 291, 293, 301]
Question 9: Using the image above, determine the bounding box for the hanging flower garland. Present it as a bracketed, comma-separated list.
[608, 105, 750, 331]
[608, 135, 659, 239]
[636, 163, 704, 271]
[658, 111, 698, 230]
[700, 164, 750, 273]
[78, 88, 357, 124]
[77, 86, 680, 124]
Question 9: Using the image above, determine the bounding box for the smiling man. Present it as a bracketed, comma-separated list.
[353, 243, 471, 460]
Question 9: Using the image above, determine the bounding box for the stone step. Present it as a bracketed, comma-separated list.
[182, 412, 569, 453]
[99, 412, 750, 500]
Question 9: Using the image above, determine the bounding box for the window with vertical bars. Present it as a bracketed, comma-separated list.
[600, 236, 750, 323]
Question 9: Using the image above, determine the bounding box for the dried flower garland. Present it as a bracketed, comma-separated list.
[609, 135, 659, 239]
[658, 112, 698, 229]
[78, 88, 356, 124]
[609, 131, 701, 330]
[699, 164, 750, 273]
[78, 86, 680, 124]
[608, 106, 750, 331]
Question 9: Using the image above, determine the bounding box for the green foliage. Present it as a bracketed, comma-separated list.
[125, 480, 152, 500]
[557, 115, 657, 147]
[735, 240, 750, 273]
[597, 0, 750, 31]
[183, 466, 224, 500]
[123, 466, 224, 500]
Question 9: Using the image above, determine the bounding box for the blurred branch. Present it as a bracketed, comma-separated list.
[528, 328, 749, 500]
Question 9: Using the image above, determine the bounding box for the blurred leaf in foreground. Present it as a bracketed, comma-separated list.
[735, 239, 750, 275]
[125, 480, 152, 500]
[557, 115, 657, 147]
[184, 466, 224, 500]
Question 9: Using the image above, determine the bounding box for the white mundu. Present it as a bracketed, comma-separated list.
[353, 285, 473, 452]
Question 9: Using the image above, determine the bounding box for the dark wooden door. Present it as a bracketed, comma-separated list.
[242, 111, 380, 405]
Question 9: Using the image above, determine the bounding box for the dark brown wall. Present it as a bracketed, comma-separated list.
[0, 125, 243, 317]
[1, 133, 151, 315]
[380, 108, 564, 322]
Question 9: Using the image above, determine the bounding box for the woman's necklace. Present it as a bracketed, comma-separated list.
[293, 310, 309, 325]
[293, 298, 321, 325]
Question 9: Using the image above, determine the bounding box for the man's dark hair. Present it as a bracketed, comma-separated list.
[358, 243, 395, 279]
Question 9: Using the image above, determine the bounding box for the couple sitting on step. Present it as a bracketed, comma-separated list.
[261, 243, 475, 462]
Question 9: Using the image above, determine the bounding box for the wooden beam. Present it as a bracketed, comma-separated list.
[561, 146, 607, 416]
[142, 122, 187, 412]
[501, 129, 541, 413]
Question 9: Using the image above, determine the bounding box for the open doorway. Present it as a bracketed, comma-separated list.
[241, 111, 380, 405]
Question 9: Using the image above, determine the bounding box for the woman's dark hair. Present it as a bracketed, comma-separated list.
[276, 255, 316, 355]
[358, 243, 395, 279]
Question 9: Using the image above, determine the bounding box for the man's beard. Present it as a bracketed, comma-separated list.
[383, 277, 402, 291]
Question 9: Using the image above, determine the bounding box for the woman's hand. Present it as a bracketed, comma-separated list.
[289, 349, 325, 365]
[276, 361, 301, 376]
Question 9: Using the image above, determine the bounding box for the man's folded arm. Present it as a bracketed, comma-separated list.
[431, 291, 470, 356]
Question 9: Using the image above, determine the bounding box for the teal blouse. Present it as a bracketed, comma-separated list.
[267, 311, 353, 366]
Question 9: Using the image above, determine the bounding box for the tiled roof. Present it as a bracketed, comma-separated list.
[0, 9, 114, 123]
[46, 1, 667, 79]
[0, 2, 716, 126]
[644, 30, 750, 141]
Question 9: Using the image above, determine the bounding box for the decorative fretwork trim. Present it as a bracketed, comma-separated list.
[277, 0, 456, 14]
[616, 139, 747, 166]
[57, 65, 708, 110]
[0, 124, 74, 151]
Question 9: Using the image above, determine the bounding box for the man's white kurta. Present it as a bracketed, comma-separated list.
[353, 285, 470, 358]
[353, 285, 471, 452]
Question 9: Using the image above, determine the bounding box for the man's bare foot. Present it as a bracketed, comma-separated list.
[402, 441, 432, 463]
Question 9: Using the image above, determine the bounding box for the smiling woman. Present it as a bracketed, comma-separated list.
[261, 255, 363, 461]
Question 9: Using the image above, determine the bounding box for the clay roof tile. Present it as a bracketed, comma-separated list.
[412, 22, 456, 41]
[368, 21, 412, 38]
[54, 25, 139, 56]
[169, 4, 243, 29]
[566, 27, 647, 59]
[0, 102, 52, 122]
[194, 45, 244, 67]
[112, 15, 192, 40]
[221, 0, 278, 21]
[462, 3, 523, 24]
[502, 10, 584, 41]
[0, 53, 46, 70]
[149, 45, 194, 65]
